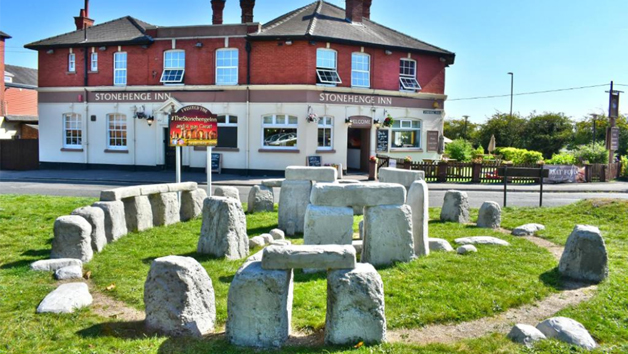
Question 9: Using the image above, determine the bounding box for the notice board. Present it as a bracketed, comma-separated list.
[307, 156, 322, 167]
[427, 131, 440, 152]
[376, 129, 389, 152]
[211, 153, 222, 174]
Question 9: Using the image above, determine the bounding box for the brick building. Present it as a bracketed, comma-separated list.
[26, 0, 455, 173]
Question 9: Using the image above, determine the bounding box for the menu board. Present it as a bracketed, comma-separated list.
[427, 131, 440, 152]
[376, 129, 389, 152]
[211, 153, 221, 174]
[307, 156, 322, 167]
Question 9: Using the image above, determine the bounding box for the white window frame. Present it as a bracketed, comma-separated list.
[316, 48, 341, 85]
[113, 52, 127, 86]
[63, 113, 82, 148]
[351, 53, 370, 88]
[106, 113, 128, 150]
[391, 118, 422, 149]
[216, 48, 239, 85]
[160, 50, 186, 84]
[90, 52, 98, 72]
[399, 58, 421, 92]
[261, 114, 298, 149]
[317, 116, 334, 150]
[68, 53, 76, 72]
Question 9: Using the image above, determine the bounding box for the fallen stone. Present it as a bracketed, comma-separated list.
[139, 183, 170, 196]
[270, 228, 285, 240]
[352, 239, 363, 254]
[271, 240, 292, 246]
[168, 182, 198, 192]
[262, 179, 284, 188]
[249, 236, 266, 249]
[36, 282, 92, 314]
[54, 265, 83, 280]
[51, 215, 93, 263]
[100, 186, 140, 201]
[214, 186, 241, 202]
[378, 167, 425, 190]
[93, 201, 127, 242]
[440, 190, 470, 223]
[285, 166, 337, 182]
[507, 323, 547, 348]
[559, 225, 608, 283]
[326, 263, 386, 345]
[457, 245, 477, 254]
[149, 192, 180, 226]
[303, 205, 353, 246]
[407, 180, 429, 257]
[310, 183, 406, 209]
[198, 197, 248, 260]
[71, 206, 107, 252]
[123, 195, 153, 232]
[536, 317, 597, 350]
[512, 223, 546, 236]
[278, 180, 312, 235]
[226, 261, 293, 348]
[180, 189, 207, 221]
[429, 238, 454, 252]
[144, 256, 216, 337]
[454, 236, 510, 246]
[31, 258, 83, 272]
[477, 201, 501, 229]
[247, 185, 274, 213]
[362, 205, 414, 266]
[261, 233, 274, 244]
[337, 179, 360, 184]
[261, 245, 356, 270]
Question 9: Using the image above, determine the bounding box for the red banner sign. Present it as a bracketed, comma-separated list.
[169, 105, 218, 147]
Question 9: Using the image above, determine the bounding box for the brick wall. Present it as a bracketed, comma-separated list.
[5, 88, 38, 116]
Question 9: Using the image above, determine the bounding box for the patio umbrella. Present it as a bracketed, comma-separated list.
[488, 134, 496, 153]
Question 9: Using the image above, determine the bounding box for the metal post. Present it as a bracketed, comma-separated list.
[175, 146, 181, 184]
[539, 167, 544, 207]
[462, 115, 469, 140]
[207, 146, 212, 196]
[503, 166, 508, 208]
[508, 72, 514, 118]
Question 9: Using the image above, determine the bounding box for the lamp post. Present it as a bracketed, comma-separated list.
[591, 114, 598, 147]
[462, 115, 469, 140]
[507, 72, 514, 119]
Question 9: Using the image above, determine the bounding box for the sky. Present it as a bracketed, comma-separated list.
[1, 0, 627, 124]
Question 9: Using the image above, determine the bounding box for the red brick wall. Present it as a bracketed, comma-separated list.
[5, 88, 38, 116]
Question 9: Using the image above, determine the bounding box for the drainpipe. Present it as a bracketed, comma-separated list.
[245, 40, 252, 175]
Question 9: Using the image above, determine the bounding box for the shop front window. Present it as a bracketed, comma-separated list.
[262, 114, 298, 149]
[391, 119, 421, 148]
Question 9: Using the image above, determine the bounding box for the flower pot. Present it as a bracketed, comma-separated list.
[368, 160, 377, 180]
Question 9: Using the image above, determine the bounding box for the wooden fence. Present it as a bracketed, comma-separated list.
[0, 139, 39, 170]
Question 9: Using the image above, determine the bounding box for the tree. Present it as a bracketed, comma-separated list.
[444, 118, 480, 145]
[523, 112, 574, 159]
[444, 138, 474, 161]
[477, 112, 527, 151]
[571, 114, 628, 157]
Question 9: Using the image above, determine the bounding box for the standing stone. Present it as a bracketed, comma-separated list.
[270, 228, 285, 240]
[71, 206, 107, 252]
[180, 189, 207, 221]
[358, 220, 364, 240]
[278, 180, 312, 235]
[407, 180, 429, 257]
[92, 201, 127, 242]
[477, 201, 501, 228]
[362, 205, 414, 266]
[326, 263, 386, 345]
[536, 317, 597, 350]
[36, 282, 93, 314]
[440, 190, 470, 223]
[378, 167, 425, 191]
[123, 195, 154, 232]
[51, 215, 93, 263]
[304, 205, 354, 246]
[429, 238, 454, 252]
[247, 185, 274, 213]
[226, 261, 293, 348]
[214, 186, 241, 202]
[149, 192, 180, 226]
[144, 256, 216, 337]
[507, 324, 547, 348]
[558, 225, 608, 283]
[198, 197, 248, 260]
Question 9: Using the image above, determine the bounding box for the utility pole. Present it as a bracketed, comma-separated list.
[606, 81, 622, 163]
[508, 72, 514, 118]
[462, 115, 469, 140]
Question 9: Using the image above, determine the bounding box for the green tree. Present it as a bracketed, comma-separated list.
[571, 114, 628, 157]
[477, 112, 527, 151]
[445, 138, 475, 162]
[444, 118, 480, 145]
[523, 112, 574, 159]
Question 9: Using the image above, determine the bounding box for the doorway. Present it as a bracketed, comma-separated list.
[347, 127, 371, 172]
[163, 127, 177, 170]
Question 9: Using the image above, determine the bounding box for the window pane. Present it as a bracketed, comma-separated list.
[318, 128, 332, 147]
[287, 116, 298, 125]
[217, 115, 226, 124]
[263, 128, 297, 147]
[400, 59, 416, 77]
[263, 116, 273, 124]
[228, 116, 238, 124]
[316, 49, 336, 69]
[217, 126, 238, 148]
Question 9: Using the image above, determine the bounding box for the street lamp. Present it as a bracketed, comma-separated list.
[507, 72, 514, 118]
[462, 115, 469, 140]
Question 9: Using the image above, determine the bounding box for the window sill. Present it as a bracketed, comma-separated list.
[258, 148, 300, 153]
[60, 148, 83, 152]
[315, 149, 336, 154]
[67, 71, 77, 75]
[390, 148, 423, 152]
[104, 149, 129, 154]
[88, 71, 98, 74]
[193, 147, 240, 152]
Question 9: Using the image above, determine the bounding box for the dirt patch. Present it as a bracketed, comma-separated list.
[524, 236, 564, 260]
[87, 281, 145, 322]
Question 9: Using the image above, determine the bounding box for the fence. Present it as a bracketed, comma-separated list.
[0, 139, 39, 170]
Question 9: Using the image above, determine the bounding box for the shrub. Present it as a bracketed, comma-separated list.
[573, 143, 609, 164]
[494, 147, 544, 165]
[445, 139, 474, 162]
[546, 152, 576, 165]
[621, 156, 628, 177]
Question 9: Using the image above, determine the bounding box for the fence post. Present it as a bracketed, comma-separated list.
[472, 162, 481, 183]
[437, 161, 448, 182]
[584, 164, 591, 182]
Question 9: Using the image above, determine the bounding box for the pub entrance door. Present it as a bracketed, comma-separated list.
[346, 116, 372, 173]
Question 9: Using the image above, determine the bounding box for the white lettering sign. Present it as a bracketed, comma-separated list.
[319, 93, 393, 106]
[94, 92, 172, 102]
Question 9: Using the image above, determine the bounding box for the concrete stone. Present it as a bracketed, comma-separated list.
[429, 238, 454, 252]
[337, 179, 360, 184]
[440, 190, 470, 223]
[247, 185, 274, 213]
[378, 167, 425, 190]
[261, 245, 356, 270]
[407, 180, 429, 257]
[100, 186, 140, 201]
[271, 240, 292, 246]
[536, 317, 597, 350]
[226, 261, 293, 348]
[454, 236, 510, 246]
[198, 197, 248, 260]
[54, 265, 83, 280]
[303, 205, 354, 246]
[362, 205, 414, 266]
[37, 283, 92, 314]
[512, 223, 545, 236]
[352, 240, 363, 254]
[261, 233, 274, 244]
[559, 225, 608, 283]
[270, 228, 285, 240]
[477, 201, 501, 229]
[310, 183, 406, 209]
[51, 215, 93, 263]
[358, 220, 364, 240]
[168, 182, 198, 192]
[353, 205, 364, 216]
[180, 189, 207, 221]
[285, 166, 337, 182]
[249, 236, 266, 249]
[262, 179, 283, 188]
[278, 180, 312, 235]
[31, 258, 83, 272]
[326, 263, 386, 345]
[246, 250, 264, 263]
[71, 206, 106, 252]
[123, 195, 153, 232]
[507, 324, 546, 348]
[144, 256, 216, 337]
[285, 221, 296, 237]
[149, 192, 180, 226]
[92, 201, 127, 242]
[214, 186, 241, 202]
[457, 245, 478, 254]
[139, 184, 170, 196]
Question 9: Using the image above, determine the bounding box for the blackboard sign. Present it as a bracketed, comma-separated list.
[307, 156, 322, 167]
[427, 131, 440, 152]
[376, 129, 389, 152]
[211, 153, 222, 174]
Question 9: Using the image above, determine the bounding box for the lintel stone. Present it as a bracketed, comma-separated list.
[285, 166, 337, 182]
[310, 183, 406, 208]
[261, 245, 356, 270]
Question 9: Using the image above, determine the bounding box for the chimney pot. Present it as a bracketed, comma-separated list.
[240, 0, 255, 23]
[363, 0, 372, 20]
[211, 0, 226, 25]
[74, 0, 94, 30]
[345, 0, 364, 23]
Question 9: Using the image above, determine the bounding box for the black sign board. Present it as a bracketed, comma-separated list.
[376, 129, 389, 152]
[211, 153, 222, 174]
[607, 127, 620, 151]
[610, 91, 620, 118]
[307, 156, 322, 167]
[427, 131, 440, 152]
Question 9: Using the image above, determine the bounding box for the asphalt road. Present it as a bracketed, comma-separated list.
[1, 181, 627, 208]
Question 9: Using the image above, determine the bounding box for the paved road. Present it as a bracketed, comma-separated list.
[1, 181, 627, 208]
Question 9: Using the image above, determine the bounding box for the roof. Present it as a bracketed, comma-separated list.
[0, 30, 11, 39]
[4, 115, 39, 123]
[5, 65, 38, 88]
[250, 1, 455, 64]
[25, 16, 156, 49]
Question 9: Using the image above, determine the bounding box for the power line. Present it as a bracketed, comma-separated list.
[449, 83, 609, 101]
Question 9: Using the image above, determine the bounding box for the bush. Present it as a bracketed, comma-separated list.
[494, 147, 544, 165]
[445, 139, 474, 162]
[573, 143, 609, 164]
[621, 156, 628, 177]
[546, 152, 576, 165]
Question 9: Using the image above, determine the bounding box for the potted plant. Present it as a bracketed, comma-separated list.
[369, 155, 377, 180]
[403, 155, 412, 169]
[306, 112, 318, 123]
[383, 114, 394, 128]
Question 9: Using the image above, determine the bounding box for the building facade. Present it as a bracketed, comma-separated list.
[26, 0, 455, 173]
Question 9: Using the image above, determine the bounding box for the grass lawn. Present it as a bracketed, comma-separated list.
[0, 194, 626, 353]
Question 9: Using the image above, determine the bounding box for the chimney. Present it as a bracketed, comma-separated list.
[212, 0, 227, 25]
[345, 0, 364, 23]
[240, 0, 255, 24]
[74, 0, 94, 30]
[363, 0, 372, 20]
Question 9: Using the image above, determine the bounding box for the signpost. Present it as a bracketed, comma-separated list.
[169, 105, 218, 196]
[497, 166, 549, 207]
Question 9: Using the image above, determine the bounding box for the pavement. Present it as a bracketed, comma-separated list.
[0, 169, 627, 193]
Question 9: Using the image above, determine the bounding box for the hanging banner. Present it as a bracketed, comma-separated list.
[169, 105, 218, 147]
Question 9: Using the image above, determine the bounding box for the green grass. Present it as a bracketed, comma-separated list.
[0, 194, 627, 353]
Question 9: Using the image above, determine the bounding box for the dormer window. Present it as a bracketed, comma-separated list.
[399, 59, 421, 92]
[68, 53, 76, 72]
[316, 49, 341, 85]
[160, 50, 185, 84]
